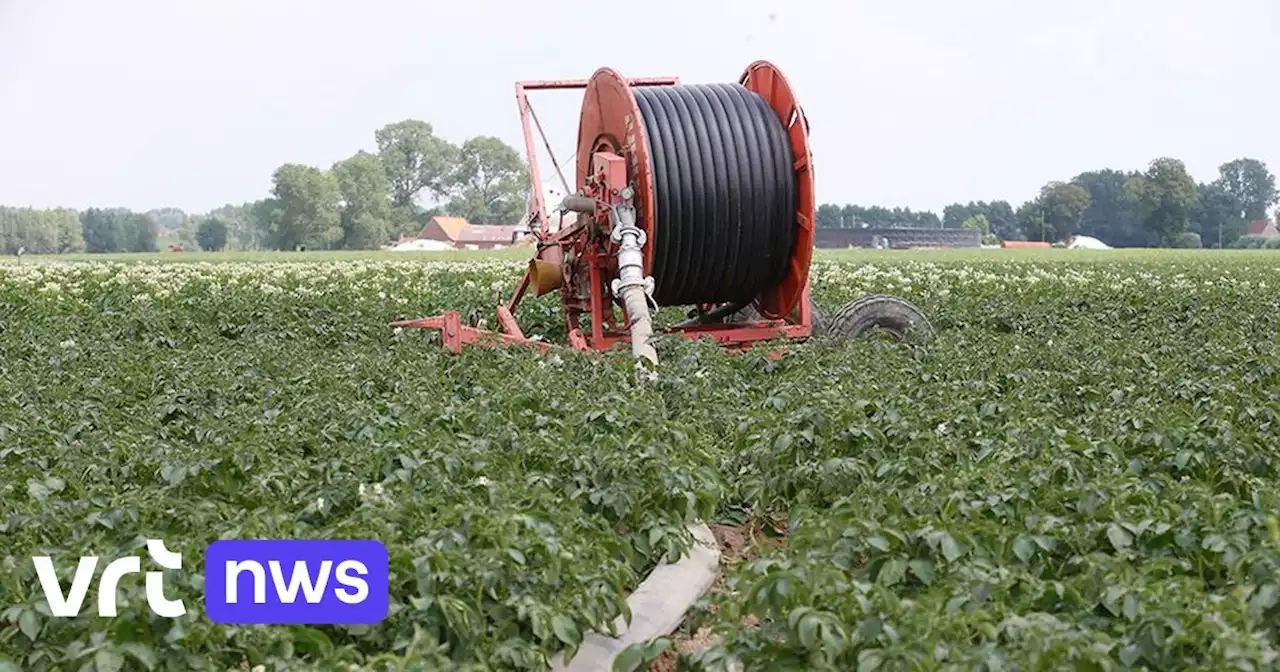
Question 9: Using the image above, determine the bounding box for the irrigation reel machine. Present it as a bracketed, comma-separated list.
[395, 61, 933, 363]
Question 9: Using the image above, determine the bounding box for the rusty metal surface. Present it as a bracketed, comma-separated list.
[396, 66, 818, 358]
[515, 77, 678, 236]
[739, 60, 815, 321]
[576, 69, 659, 277]
[515, 83, 551, 236]
[518, 77, 679, 90]
[394, 311, 553, 354]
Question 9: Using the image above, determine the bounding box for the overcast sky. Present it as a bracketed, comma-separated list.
[1, 0, 1277, 216]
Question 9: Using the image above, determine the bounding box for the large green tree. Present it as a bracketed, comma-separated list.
[196, 217, 229, 251]
[0, 208, 14, 253]
[0, 208, 54, 253]
[332, 151, 394, 249]
[52, 209, 85, 253]
[1071, 169, 1145, 247]
[0, 208, 74, 253]
[446, 136, 529, 225]
[982, 201, 1018, 241]
[75, 208, 156, 253]
[80, 208, 129, 253]
[1215, 158, 1277, 221]
[1123, 158, 1198, 245]
[1192, 182, 1246, 248]
[943, 201, 1019, 240]
[375, 120, 457, 210]
[816, 203, 843, 228]
[960, 214, 989, 235]
[126, 213, 157, 252]
[1019, 182, 1091, 242]
[205, 200, 274, 251]
[264, 164, 342, 250]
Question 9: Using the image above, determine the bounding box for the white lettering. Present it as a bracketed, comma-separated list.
[146, 571, 185, 617]
[225, 560, 267, 604]
[97, 556, 140, 616]
[334, 560, 369, 604]
[146, 539, 182, 569]
[33, 541, 189, 618]
[269, 560, 331, 604]
[145, 540, 185, 617]
[32, 556, 98, 617]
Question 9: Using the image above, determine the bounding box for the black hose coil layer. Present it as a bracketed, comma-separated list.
[633, 83, 797, 307]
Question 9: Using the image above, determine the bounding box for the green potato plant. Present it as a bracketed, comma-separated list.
[1, 254, 1279, 670]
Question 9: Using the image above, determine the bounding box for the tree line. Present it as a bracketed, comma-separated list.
[6, 147, 1278, 254]
[817, 156, 1280, 248]
[0, 120, 530, 254]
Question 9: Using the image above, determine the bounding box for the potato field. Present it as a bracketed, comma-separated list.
[4, 251, 1280, 671]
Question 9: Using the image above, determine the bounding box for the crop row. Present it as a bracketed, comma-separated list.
[2, 255, 1280, 670]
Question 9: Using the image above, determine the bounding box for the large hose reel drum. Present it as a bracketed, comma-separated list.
[576, 61, 815, 319]
[391, 64, 931, 359]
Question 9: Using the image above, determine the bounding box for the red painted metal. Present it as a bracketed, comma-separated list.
[593, 152, 627, 205]
[740, 60, 816, 320]
[392, 312, 552, 354]
[515, 76, 678, 237]
[519, 77, 680, 91]
[576, 68, 659, 278]
[496, 306, 524, 339]
[399, 65, 817, 359]
[587, 254, 609, 345]
[514, 83, 550, 235]
[507, 267, 531, 314]
[442, 312, 462, 353]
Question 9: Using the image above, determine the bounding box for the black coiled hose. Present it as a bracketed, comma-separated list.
[633, 83, 796, 307]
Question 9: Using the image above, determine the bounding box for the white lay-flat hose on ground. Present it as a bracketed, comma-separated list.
[610, 205, 658, 366]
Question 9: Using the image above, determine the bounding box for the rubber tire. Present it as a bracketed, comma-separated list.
[827, 294, 933, 344]
[727, 298, 826, 335]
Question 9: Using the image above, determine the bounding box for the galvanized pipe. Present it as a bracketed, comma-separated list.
[562, 195, 597, 213]
[609, 205, 658, 365]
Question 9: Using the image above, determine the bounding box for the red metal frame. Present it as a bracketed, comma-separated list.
[515, 76, 679, 237]
[395, 65, 816, 357]
[741, 61, 816, 319]
[393, 312, 553, 354]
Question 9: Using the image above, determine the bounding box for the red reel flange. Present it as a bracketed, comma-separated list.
[574, 62, 814, 319]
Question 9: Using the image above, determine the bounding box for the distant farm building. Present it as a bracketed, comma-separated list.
[1001, 241, 1052, 249]
[815, 227, 981, 249]
[1246, 220, 1279, 237]
[411, 216, 531, 250]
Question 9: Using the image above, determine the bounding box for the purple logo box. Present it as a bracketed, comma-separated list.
[204, 539, 389, 624]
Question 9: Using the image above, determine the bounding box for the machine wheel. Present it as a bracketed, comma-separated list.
[726, 298, 827, 335]
[827, 294, 933, 344]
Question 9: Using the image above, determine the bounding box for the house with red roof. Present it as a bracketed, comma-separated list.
[1246, 219, 1279, 238]
[409, 216, 530, 250]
